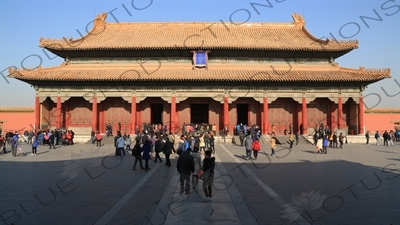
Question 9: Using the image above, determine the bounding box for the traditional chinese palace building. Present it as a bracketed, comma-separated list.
[9, 13, 391, 136]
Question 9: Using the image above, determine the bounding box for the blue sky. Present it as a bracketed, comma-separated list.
[0, 0, 399, 108]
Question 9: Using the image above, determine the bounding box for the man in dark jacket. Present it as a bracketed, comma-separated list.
[202, 150, 215, 202]
[154, 136, 162, 163]
[239, 131, 245, 146]
[49, 131, 56, 149]
[177, 149, 194, 194]
[383, 130, 389, 146]
[132, 141, 144, 170]
[161, 139, 173, 167]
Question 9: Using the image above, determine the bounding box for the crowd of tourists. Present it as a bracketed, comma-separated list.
[104, 123, 217, 202]
[0, 129, 75, 157]
[311, 123, 345, 154]
[365, 130, 399, 146]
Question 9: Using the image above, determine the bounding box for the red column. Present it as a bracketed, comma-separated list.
[302, 97, 307, 134]
[223, 97, 229, 134]
[131, 97, 136, 134]
[358, 97, 364, 134]
[56, 96, 62, 129]
[330, 102, 336, 131]
[137, 103, 141, 132]
[171, 96, 176, 133]
[297, 104, 302, 133]
[92, 97, 98, 131]
[99, 102, 104, 133]
[263, 97, 268, 135]
[35, 96, 40, 130]
[338, 97, 343, 129]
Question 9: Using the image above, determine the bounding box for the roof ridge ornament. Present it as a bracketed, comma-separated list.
[292, 13, 305, 27]
[94, 12, 107, 27]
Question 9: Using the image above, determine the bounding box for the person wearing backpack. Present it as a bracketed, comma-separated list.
[132, 141, 144, 170]
[375, 131, 380, 145]
[177, 135, 188, 155]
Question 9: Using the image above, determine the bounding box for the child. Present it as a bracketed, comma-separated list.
[322, 137, 329, 154]
[252, 138, 261, 160]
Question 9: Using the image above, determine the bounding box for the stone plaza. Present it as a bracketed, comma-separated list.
[0, 140, 399, 225]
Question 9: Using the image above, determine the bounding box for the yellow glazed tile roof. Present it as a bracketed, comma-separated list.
[8, 63, 390, 82]
[39, 13, 358, 52]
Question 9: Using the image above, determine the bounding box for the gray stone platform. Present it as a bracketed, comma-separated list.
[0, 141, 399, 225]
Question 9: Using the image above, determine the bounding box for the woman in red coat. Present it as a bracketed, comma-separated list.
[252, 138, 261, 160]
[66, 131, 72, 145]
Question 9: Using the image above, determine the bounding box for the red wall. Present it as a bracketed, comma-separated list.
[364, 113, 400, 133]
[0, 111, 35, 133]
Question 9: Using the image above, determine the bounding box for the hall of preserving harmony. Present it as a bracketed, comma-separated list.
[9, 12, 390, 136]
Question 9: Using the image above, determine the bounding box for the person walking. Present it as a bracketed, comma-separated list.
[11, 132, 18, 157]
[31, 135, 39, 156]
[96, 131, 102, 147]
[154, 136, 163, 163]
[0, 134, 5, 154]
[288, 132, 294, 148]
[161, 138, 173, 167]
[295, 131, 299, 146]
[383, 130, 389, 146]
[252, 138, 261, 160]
[125, 134, 132, 151]
[365, 131, 370, 145]
[202, 150, 215, 202]
[389, 130, 395, 147]
[239, 131, 245, 146]
[116, 135, 125, 157]
[48, 131, 56, 149]
[142, 140, 152, 171]
[209, 132, 215, 154]
[270, 136, 276, 157]
[339, 133, 344, 148]
[177, 148, 194, 194]
[191, 147, 202, 189]
[132, 141, 144, 170]
[91, 130, 96, 144]
[199, 134, 206, 155]
[316, 138, 323, 153]
[333, 132, 338, 148]
[375, 131, 380, 145]
[244, 135, 253, 160]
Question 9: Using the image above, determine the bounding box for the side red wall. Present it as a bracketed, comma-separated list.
[364, 113, 400, 133]
[0, 111, 35, 133]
